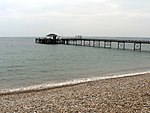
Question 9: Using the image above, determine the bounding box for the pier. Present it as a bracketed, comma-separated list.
[35, 35, 150, 51]
[61, 38, 150, 51]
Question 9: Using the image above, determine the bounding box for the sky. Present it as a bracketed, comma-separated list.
[0, 0, 150, 37]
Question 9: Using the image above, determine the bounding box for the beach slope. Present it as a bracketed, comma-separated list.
[0, 74, 150, 112]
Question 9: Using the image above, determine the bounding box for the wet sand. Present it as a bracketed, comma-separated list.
[0, 74, 150, 112]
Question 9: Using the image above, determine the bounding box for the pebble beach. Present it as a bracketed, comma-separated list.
[0, 74, 150, 113]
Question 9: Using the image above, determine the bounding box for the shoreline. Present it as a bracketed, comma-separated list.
[0, 72, 149, 112]
[0, 71, 150, 96]
[0, 73, 150, 112]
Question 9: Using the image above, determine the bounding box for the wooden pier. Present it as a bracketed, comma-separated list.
[61, 38, 150, 51]
[35, 35, 150, 51]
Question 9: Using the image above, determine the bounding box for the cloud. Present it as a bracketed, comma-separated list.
[1, 0, 149, 20]
[0, 0, 150, 36]
[0, 0, 119, 19]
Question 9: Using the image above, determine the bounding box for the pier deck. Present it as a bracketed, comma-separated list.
[35, 38, 150, 51]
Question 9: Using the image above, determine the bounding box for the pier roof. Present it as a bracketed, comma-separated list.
[46, 33, 58, 37]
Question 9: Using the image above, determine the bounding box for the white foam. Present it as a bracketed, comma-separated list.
[0, 71, 150, 95]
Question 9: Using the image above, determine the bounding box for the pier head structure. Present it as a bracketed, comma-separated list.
[35, 33, 61, 44]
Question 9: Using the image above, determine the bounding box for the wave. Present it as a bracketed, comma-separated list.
[0, 71, 150, 95]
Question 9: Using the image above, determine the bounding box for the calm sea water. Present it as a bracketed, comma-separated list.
[0, 37, 150, 90]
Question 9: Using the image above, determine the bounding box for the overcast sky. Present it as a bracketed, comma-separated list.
[0, 0, 150, 37]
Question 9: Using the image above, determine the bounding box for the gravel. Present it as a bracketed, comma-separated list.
[0, 74, 150, 113]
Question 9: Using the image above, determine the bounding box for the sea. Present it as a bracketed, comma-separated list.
[0, 36, 150, 93]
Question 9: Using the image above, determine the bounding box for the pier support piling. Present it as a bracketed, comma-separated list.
[134, 43, 142, 51]
[104, 41, 111, 48]
[83, 40, 85, 46]
[89, 40, 91, 46]
[93, 40, 95, 47]
[118, 42, 125, 50]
